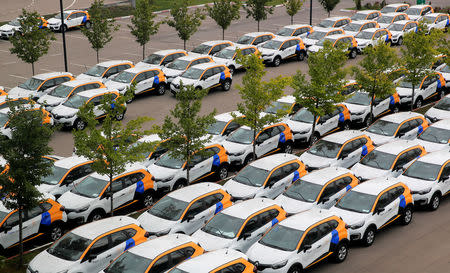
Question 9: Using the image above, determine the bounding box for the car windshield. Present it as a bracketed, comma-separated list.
[422, 15, 435, 24]
[201, 213, 245, 239]
[437, 64, 450, 73]
[237, 35, 253, 44]
[62, 94, 88, 109]
[261, 40, 283, 50]
[418, 127, 450, 144]
[404, 160, 441, 181]
[343, 23, 361, 32]
[84, 65, 108, 77]
[0, 211, 8, 225]
[381, 6, 396, 13]
[276, 27, 294, 36]
[351, 13, 368, 20]
[207, 120, 228, 135]
[18, 77, 44, 90]
[356, 31, 374, 39]
[71, 176, 108, 198]
[308, 30, 327, 40]
[148, 196, 189, 221]
[336, 191, 377, 213]
[49, 84, 74, 98]
[112, 71, 135, 83]
[346, 92, 371, 106]
[291, 108, 314, 123]
[388, 23, 405, 31]
[215, 48, 235, 59]
[283, 179, 323, 202]
[42, 165, 69, 185]
[366, 119, 398, 136]
[169, 269, 189, 273]
[9, 19, 20, 26]
[377, 16, 395, 24]
[433, 97, 450, 111]
[154, 153, 184, 169]
[167, 59, 190, 70]
[406, 8, 421, 15]
[260, 225, 304, 251]
[397, 80, 414, 88]
[233, 165, 270, 187]
[360, 150, 396, 170]
[318, 19, 335, 28]
[307, 140, 342, 158]
[47, 232, 92, 261]
[192, 44, 212, 54]
[181, 67, 204, 80]
[55, 12, 70, 20]
[0, 113, 9, 128]
[316, 37, 335, 47]
[143, 54, 163, 65]
[265, 101, 290, 114]
[226, 127, 254, 144]
[104, 251, 152, 273]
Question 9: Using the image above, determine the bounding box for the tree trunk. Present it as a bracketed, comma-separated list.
[222, 28, 225, 40]
[31, 62, 35, 76]
[411, 85, 415, 111]
[18, 205, 23, 267]
[257, 20, 260, 32]
[291, 15, 293, 25]
[143, 43, 146, 60]
[109, 172, 114, 216]
[252, 124, 256, 160]
[369, 94, 375, 125]
[183, 40, 186, 50]
[96, 50, 99, 64]
[309, 115, 317, 146]
[328, 11, 331, 17]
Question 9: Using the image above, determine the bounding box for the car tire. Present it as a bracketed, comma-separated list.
[125, 90, 135, 103]
[156, 84, 166, 95]
[173, 180, 186, 190]
[284, 142, 294, 154]
[84, 21, 92, 29]
[243, 154, 254, 166]
[228, 66, 235, 75]
[438, 89, 445, 100]
[349, 49, 357, 59]
[273, 56, 281, 67]
[392, 104, 400, 113]
[397, 36, 403, 45]
[88, 209, 104, 222]
[400, 205, 413, 225]
[362, 226, 376, 247]
[115, 111, 125, 121]
[287, 264, 303, 273]
[342, 121, 351, 131]
[49, 223, 64, 241]
[414, 97, 423, 109]
[74, 119, 86, 131]
[222, 79, 231, 91]
[428, 193, 441, 211]
[141, 191, 155, 207]
[216, 164, 229, 180]
[311, 133, 320, 144]
[296, 51, 306, 61]
[332, 242, 349, 263]
[62, 24, 68, 32]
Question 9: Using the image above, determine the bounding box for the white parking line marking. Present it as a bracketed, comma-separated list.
[0, 49, 10, 53]
[72, 63, 88, 68]
[40, 68, 54, 72]
[3, 61, 17, 65]
[9, 74, 27, 79]
[66, 0, 78, 10]
[124, 52, 141, 57]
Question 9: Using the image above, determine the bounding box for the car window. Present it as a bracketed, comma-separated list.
[41, 202, 52, 212]
[270, 126, 282, 137]
[170, 247, 193, 266]
[163, 54, 175, 64]
[110, 230, 129, 248]
[397, 121, 413, 135]
[317, 222, 333, 238]
[376, 191, 390, 209]
[440, 163, 450, 179]
[26, 205, 43, 220]
[302, 226, 320, 246]
[145, 70, 158, 79]
[257, 129, 271, 142]
[122, 228, 137, 238]
[202, 193, 224, 208]
[393, 151, 412, 170]
[149, 254, 171, 273]
[259, 209, 278, 225]
[268, 168, 284, 185]
[202, 68, 214, 79]
[111, 179, 123, 193]
[117, 64, 131, 72]
[253, 36, 263, 45]
[88, 236, 110, 256]
[216, 263, 246, 273]
[320, 180, 341, 201]
[212, 67, 222, 75]
[185, 199, 209, 217]
[134, 73, 146, 83]
[282, 162, 299, 175]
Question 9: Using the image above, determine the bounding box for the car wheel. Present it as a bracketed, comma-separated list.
[332, 242, 349, 263]
[244, 154, 254, 166]
[284, 142, 294, 154]
[311, 133, 320, 144]
[287, 264, 303, 273]
[84, 21, 92, 29]
[273, 56, 281, 67]
[429, 193, 440, 210]
[400, 206, 413, 225]
[173, 180, 185, 190]
[228, 66, 235, 75]
[88, 210, 104, 222]
[414, 97, 423, 109]
[49, 223, 63, 241]
[222, 79, 231, 91]
[115, 111, 125, 121]
[125, 90, 135, 103]
[62, 24, 68, 32]
[342, 121, 351, 130]
[438, 89, 445, 100]
[296, 51, 306, 61]
[74, 119, 86, 131]
[216, 164, 229, 180]
[392, 104, 400, 113]
[362, 226, 376, 247]
[141, 191, 155, 207]
[349, 49, 357, 59]
[397, 36, 403, 45]
[156, 84, 166, 95]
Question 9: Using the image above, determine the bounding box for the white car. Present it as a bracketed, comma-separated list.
[351, 10, 382, 21]
[422, 13, 450, 32]
[355, 28, 392, 52]
[329, 177, 413, 246]
[342, 20, 380, 37]
[380, 3, 410, 13]
[436, 64, 450, 87]
[263, 95, 301, 117]
[58, 164, 156, 224]
[137, 183, 232, 236]
[47, 10, 90, 31]
[191, 40, 234, 56]
[236, 32, 275, 46]
[308, 34, 359, 59]
[135, 134, 165, 167]
[246, 209, 350, 273]
[136, 49, 188, 67]
[425, 94, 450, 122]
[162, 54, 213, 83]
[387, 20, 418, 45]
[36, 156, 93, 199]
[415, 119, 450, 152]
[405, 4, 433, 21]
[0, 18, 21, 39]
[302, 27, 344, 48]
[192, 198, 286, 252]
[206, 111, 242, 143]
[376, 12, 409, 28]
[0, 106, 54, 139]
[259, 36, 306, 66]
[397, 72, 446, 108]
[170, 63, 232, 94]
[275, 167, 359, 215]
[299, 130, 374, 170]
[399, 150, 450, 210]
[317, 16, 351, 28]
[276, 24, 313, 38]
[38, 79, 105, 111]
[8, 72, 74, 100]
[76, 60, 134, 82]
[51, 88, 125, 130]
[27, 216, 147, 273]
[100, 234, 204, 273]
[223, 153, 307, 201]
[213, 44, 259, 74]
[351, 140, 427, 181]
[364, 112, 429, 146]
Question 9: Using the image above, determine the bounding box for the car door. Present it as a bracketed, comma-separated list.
[439, 163, 450, 195]
[279, 40, 292, 59]
[67, 12, 82, 28]
[180, 197, 213, 234]
[300, 224, 331, 267]
[264, 167, 289, 198]
[338, 139, 363, 168]
[372, 95, 390, 117]
[148, 253, 172, 273]
[107, 229, 136, 265]
[236, 210, 277, 252]
[396, 120, 416, 140]
[200, 68, 215, 88]
[373, 189, 400, 228]
[82, 235, 113, 273]
[133, 72, 148, 94]
[112, 175, 136, 209]
[255, 128, 273, 157]
[266, 126, 282, 155]
[253, 36, 263, 45]
[89, 95, 104, 117]
[103, 66, 119, 80]
[189, 148, 215, 181]
[319, 110, 339, 135]
[211, 67, 224, 87]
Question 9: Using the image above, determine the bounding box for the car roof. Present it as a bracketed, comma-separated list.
[242, 32, 274, 37]
[326, 34, 354, 40]
[222, 198, 278, 219]
[64, 10, 84, 13]
[323, 130, 367, 144]
[385, 3, 408, 7]
[322, 16, 350, 22]
[61, 79, 101, 87]
[54, 155, 91, 169]
[415, 150, 450, 165]
[90, 163, 148, 181]
[33, 72, 73, 80]
[178, 54, 211, 61]
[282, 24, 312, 29]
[138, 134, 162, 143]
[72, 216, 140, 240]
[214, 111, 242, 122]
[77, 88, 110, 98]
[168, 183, 223, 202]
[153, 49, 186, 55]
[375, 140, 422, 154]
[360, 28, 384, 34]
[279, 209, 336, 230]
[302, 167, 354, 185]
[380, 111, 423, 123]
[200, 40, 233, 46]
[250, 153, 300, 170]
[125, 66, 159, 74]
[428, 118, 450, 130]
[190, 62, 225, 70]
[175, 248, 247, 272]
[128, 234, 196, 260]
[353, 176, 402, 195]
[423, 13, 446, 18]
[409, 5, 430, 9]
[348, 20, 376, 25]
[392, 20, 414, 25]
[312, 27, 343, 32]
[277, 95, 296, 104]
[355, 10, 379, 14]
[96, 60, 133, 67]
[271, 35, 301, 42]
[381, 12, 404, 17]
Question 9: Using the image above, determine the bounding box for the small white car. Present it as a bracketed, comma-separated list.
[342, 20, 380, 37]
[206, 111, 242, 143]
[355, 28, 392, 52]
[58, 164, 156, 224]
[36, 156, 93, 199]
[422, 13, 450, 32]
[170, 63, 232, 94]
[213, 44, 259, 74]
[380, 3, 410, 13]
[38, 79, 105, 111]
[8, 72, 74, 100]
[47, 10, 90, 32]
[192, 198, 286, 252]
[236, 32, 275, 46]
[317, 16, 351, 28]
[329, 177, 413, 246]
[135, 134, 165, 167]
[364, 112, 429, 146]
[299, 130, 375, 170]
[351, 10, 382, 21]
[263, 95, 301, 117]
[308, 34, 359, 59]
[415, 119, 450, 152]
[246, 209, 350, 272]
[376, 12, 409, 28]
[136, 49, 187, 67]
[259, 36, 307, 66]
[351, 140, 427, 181]
[191, 40, 234, 56]
[405, 4, 433, 21]
[275, 167, 359, 215]
[137, 183, 232, 236]
[162, 54, 213, 83]
[399, 150, 450, 210]
[425, 94, 450, 122]
[27, 216, 147, 273]
[397, 72, 446, 108]
[0, 106, 54, 139]
[0, 18, 21, 39]
[302, 27, 344, 48]
[436, 63, 450, 87]
[223, 153, 307, 201]
[387, 20, 418, 45]
[276, 24, 313, 38]
[51, 88, 125, 130]
[76, 60, 134, 82]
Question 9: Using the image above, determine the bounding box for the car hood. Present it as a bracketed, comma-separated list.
[47, 18, 62, 25]
[344, 103, 369, 115]
[284, 119, 311, 133]
[390, 30, 403, 37]
[345, 31, 358, 36]
[58, 190, 93, 210]
[329, 206, 368, 225]
[172, 77, 198, 86]
[377, 23, 390, 29]
[76, 73, 101, 82]
[303, 37, 318, 46]
[259, 48, 278, 55]
[414, 139, 447, 153]
[299, 152, 334, 169]
[137, 211, 177, 233]
[223, 179, 260, 199]
[425, 107, 450, 121]
[364, 132, 393, 146]
[38, 94, 65, 106]
[247, 242, 293, 265]
[396, 87, 412, 97]
[28, 249, 76, 273]
[275, 194, 315, 215]
[104, 80, 129, 91]
[147, 164, 180, 180]
[398, 174, 434, 192]
[52, 104, 79, 117]
[7, 86, 34, 98]
[162, 67, 184, 78]
[0, 24, 16, 31]
[221, 140, 249, 155]
[351, 163, 390, 180]
[36, 183, 57, 195]
[355, 38, 371, 45]
[308, 45, 322, 53]
[192, 229, 233, 251]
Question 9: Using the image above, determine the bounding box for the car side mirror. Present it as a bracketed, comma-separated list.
[339, 152, 349, 159]
[104, 191, 113, 199]
[396, 132, 404, 138]
[266, 180, 275, 188]
[255, 139, 263, 145]
[239, 232, 251, 240]
[3, 225, 12, 232]
[321, 197, 330, 204]
[301, 244, 312, 252]
[440, 175, 449, 182]
[183, 214, 194, 222]
[87, 253, 97, 262]
[375, 207, 385, 214]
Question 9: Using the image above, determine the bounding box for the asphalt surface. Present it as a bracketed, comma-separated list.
[0, 1, 449, 272]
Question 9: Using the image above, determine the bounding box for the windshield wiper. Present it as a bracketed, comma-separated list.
[204, 226, 228, 238]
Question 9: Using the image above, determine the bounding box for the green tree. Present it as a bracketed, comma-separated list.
[128, 0, 161, 59]
[291, 41, 348, 145]
[284, 0, 304, 24]
[81, 0, 119, 63]
[0, 103, 53, 266]
[354, 0, 362, 10]
[72, 88, 153, 217]
[317, 0, 340, 17]
[243, 0, 274, 31]
[165, 0, 206, 50]
[233, 52, 290, 161]
[9, 9, 55, 75]
[352, 41, 399, 126]
[401, 23, 440, 110]
[206, 0, 241, 40]
[156, 84, 216, 185]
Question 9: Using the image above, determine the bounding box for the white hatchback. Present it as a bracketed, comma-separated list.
[76, 60, 134, 83]
[259, 36, 306, 66]
[415, 119, 450, 152]
[8, 72, 74, 100]
[424, 94, 450, 122]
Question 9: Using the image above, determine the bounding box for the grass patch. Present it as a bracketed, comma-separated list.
[0, 246, 46, 273]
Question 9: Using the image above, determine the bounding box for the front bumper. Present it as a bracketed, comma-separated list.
[48, 24, 61, 31]
[53, 115, 77, 127]
[0, 31, 14, 39]
[261, 55, 275, 62]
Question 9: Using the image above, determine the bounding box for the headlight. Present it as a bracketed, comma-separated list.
[230, 150, 245, 156]
[156, 228, 171, 236]
[353, 110, 365, 115]
[118, 87, 125, 91]
[295, 128, 311, 134]
[75, 205, 89, 213]
[263, 53, 274, 57]
[411, 187, 432, 195]
[156, 176, 174, 182]
[272, 260, 288, 269]
[345, 220, 365, 230]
